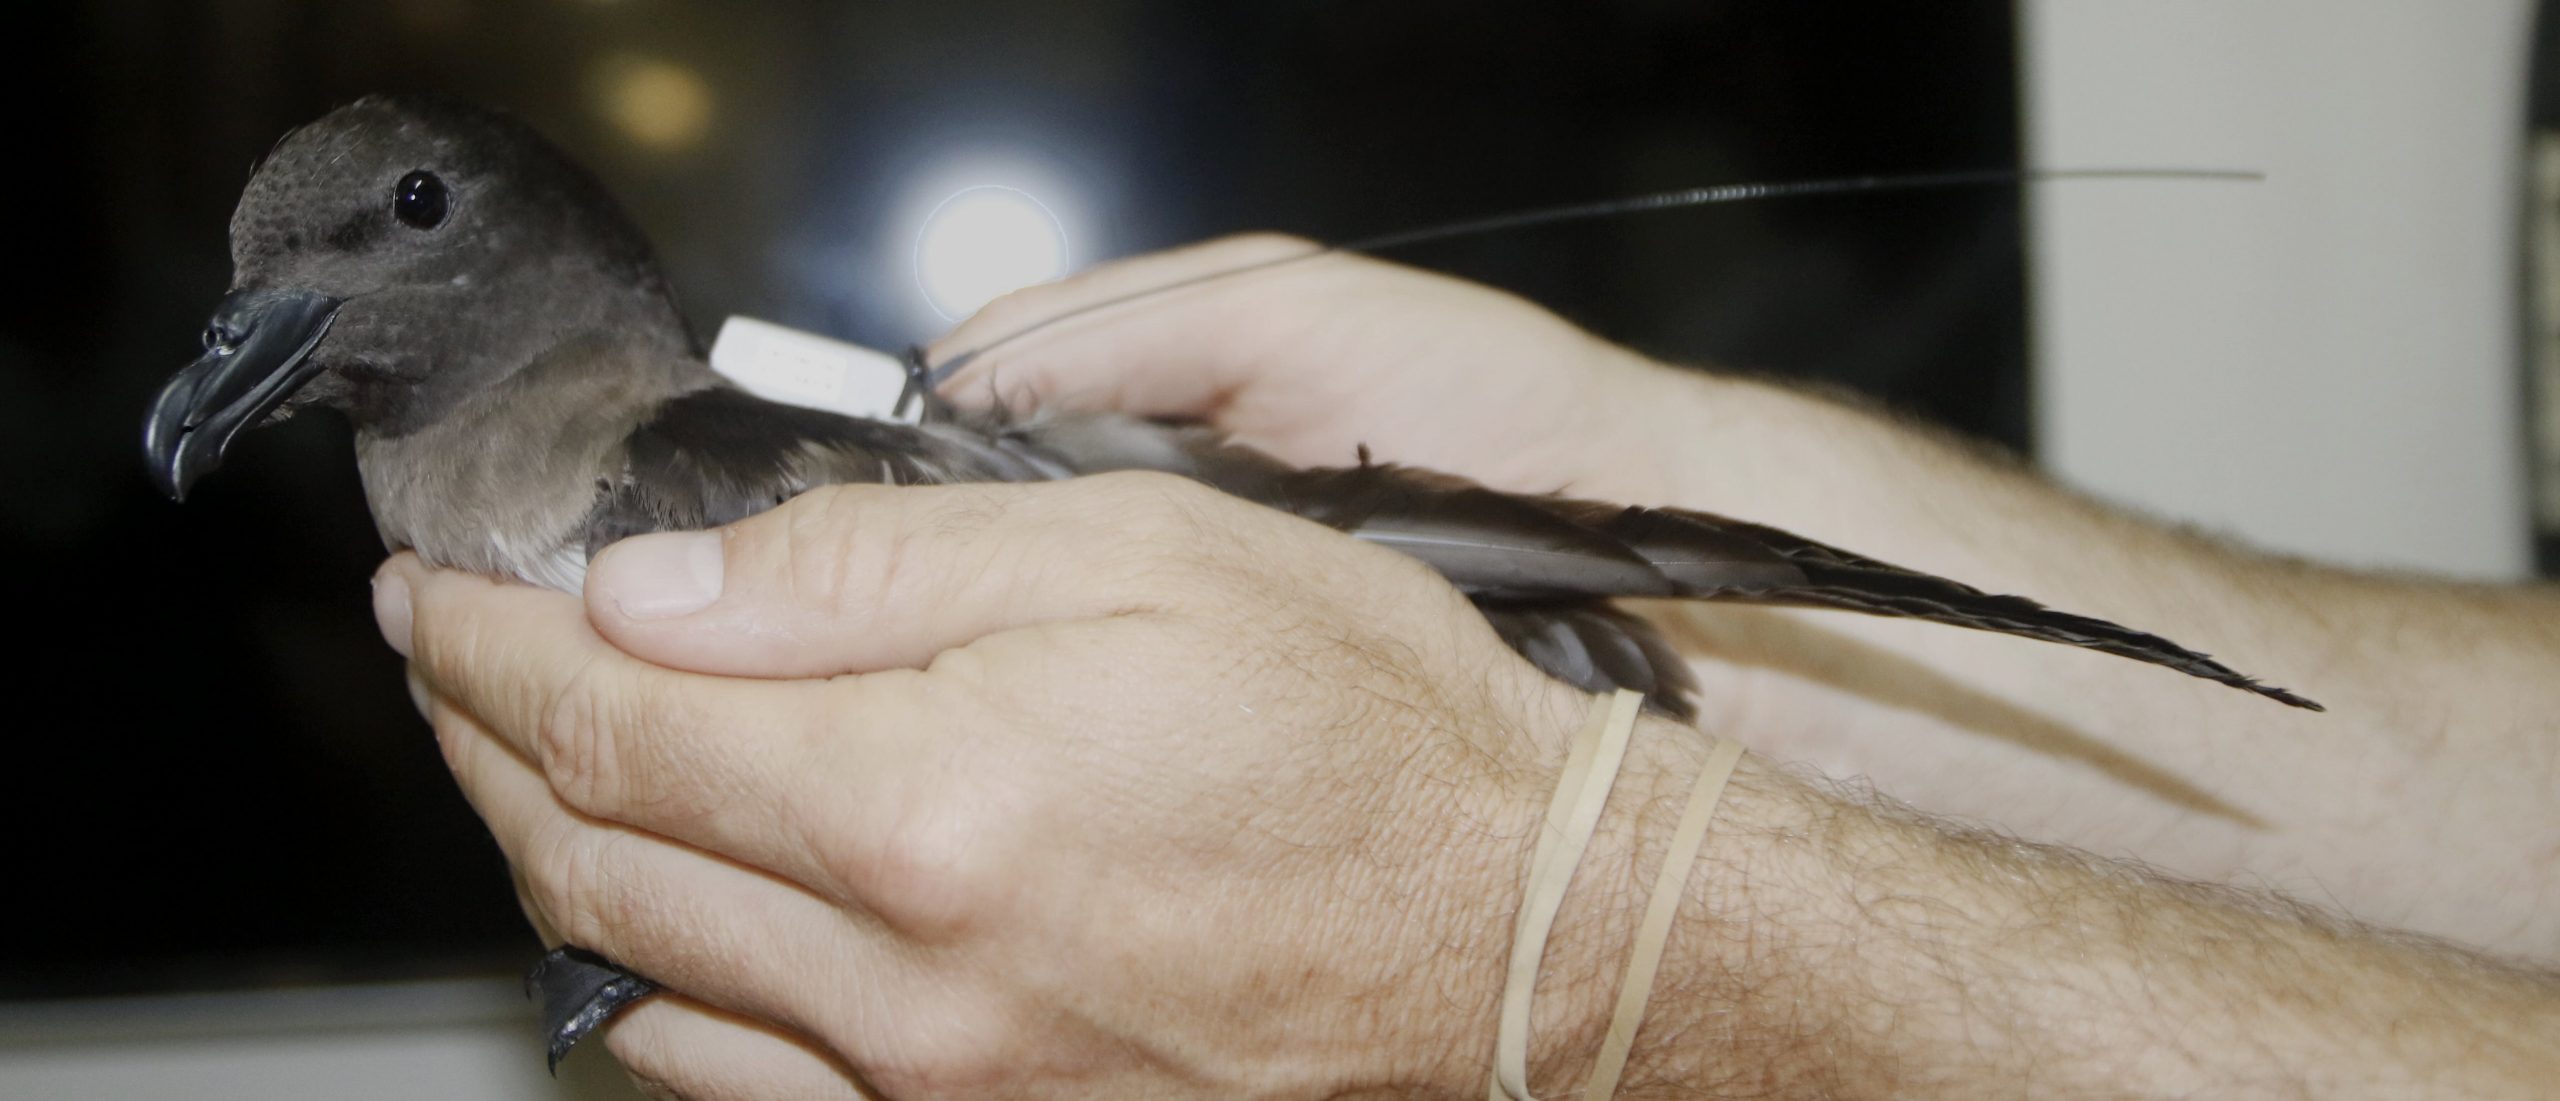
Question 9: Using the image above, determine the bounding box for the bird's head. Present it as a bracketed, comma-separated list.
[144, 95, 688, 500]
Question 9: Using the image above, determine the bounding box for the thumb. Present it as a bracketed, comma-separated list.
[583, 476, 1198, 678]
[927, 232, 1323, 418]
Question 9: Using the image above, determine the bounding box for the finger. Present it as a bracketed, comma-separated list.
[584, 473, 1240, 678]
[509, 863, 562, 947]
[605, 997, 877, 1101]
[927, 232, 1329, 417]
[385, 555, 912, 893]
[434, 696, 914, 1041]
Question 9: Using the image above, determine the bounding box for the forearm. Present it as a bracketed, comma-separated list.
[1529, 727, 2560, 1100]
[1589, 359, 2560, 952]
[1618, 360, 2560, 730]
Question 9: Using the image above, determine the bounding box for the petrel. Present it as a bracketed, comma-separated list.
[143, 95, 2317, 1068]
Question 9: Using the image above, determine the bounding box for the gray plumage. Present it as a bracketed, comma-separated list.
[143, 95, 2320, 1068]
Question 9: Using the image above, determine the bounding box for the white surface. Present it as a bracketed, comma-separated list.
[0, 981, 644, 1101]
[710, 314, 922, 423]
[2023, 0, 2534, 578]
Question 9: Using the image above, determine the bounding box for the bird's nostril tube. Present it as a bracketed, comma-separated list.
[203, 324, 243, 354]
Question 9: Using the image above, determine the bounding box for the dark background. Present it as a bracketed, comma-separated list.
[3, 1, 2024, 997]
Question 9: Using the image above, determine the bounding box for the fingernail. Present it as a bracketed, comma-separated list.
[372, 571, 413, 658]
[404, 666, 434, 720]
[604, 531, 727, 620]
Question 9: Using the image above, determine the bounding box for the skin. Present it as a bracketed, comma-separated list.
[938, 235, 2560, 957]
[379, 236, 2560, 1098]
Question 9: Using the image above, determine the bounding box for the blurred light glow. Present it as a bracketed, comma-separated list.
[590, 54, 713, 152]
[913, 185, 1070, 320]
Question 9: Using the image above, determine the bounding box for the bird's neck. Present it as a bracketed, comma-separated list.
[354, 329, 717, 590]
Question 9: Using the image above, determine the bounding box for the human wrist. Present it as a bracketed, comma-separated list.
[1517, 716, 1715, 1098]
[1578, 352, 1828, 519]
[1571, 737, 1873, 1098]
[1583, 756, 2560, 1100]
[1448, 705, 1852, 1100]
[1394, 689, 1684, 1099]
[1621, 366, 1823, 518]
[1417, 692, 2489, 1101]
[1531, 346, 1714, 510]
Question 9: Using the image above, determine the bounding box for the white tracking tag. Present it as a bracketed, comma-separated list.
[708, 316, 922, 425]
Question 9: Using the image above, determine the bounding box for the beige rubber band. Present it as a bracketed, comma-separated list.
[1490, 689, 1645, 1101]
[1580, 734, 1745, 1101]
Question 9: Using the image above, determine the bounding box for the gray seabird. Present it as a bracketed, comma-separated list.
[143, 95, 2318, 1070]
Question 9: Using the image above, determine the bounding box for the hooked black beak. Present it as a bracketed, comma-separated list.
[143, 288, 340, 501]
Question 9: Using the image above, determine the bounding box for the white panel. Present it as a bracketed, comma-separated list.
[0, 982, 645, 1101]
[2022, 0, 2533, 578]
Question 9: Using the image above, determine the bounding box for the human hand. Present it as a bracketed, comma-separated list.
[929, 234, 1700, 506]
[927, 239, 2221, 886]
[379, 473, 1706, 1100]
[920, 238, 2560, 962]
[929, 240, 2218, 840]
[374, 473, 2560, 1100]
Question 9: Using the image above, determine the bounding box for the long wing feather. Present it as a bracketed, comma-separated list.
[1280, 462, 2320, 711]
[1027, 420, 2318, 712]
[585, 397, 2317, 714]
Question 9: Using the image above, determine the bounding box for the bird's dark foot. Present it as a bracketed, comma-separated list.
[528, 946, 660, 1074]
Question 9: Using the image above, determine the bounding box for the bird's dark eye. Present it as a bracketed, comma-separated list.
[393, 170, 450, 230]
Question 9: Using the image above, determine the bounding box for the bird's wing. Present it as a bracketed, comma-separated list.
[584, 403, 2314, 712]
[1537, 494, 2320, 709]
[1005, 415, 1777, 716]
[1280, 461, 2318, 710]
[1479, 602, 1700, 721]
[1020, 417, 2316, 711]
[581, 386, 1063, 556]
